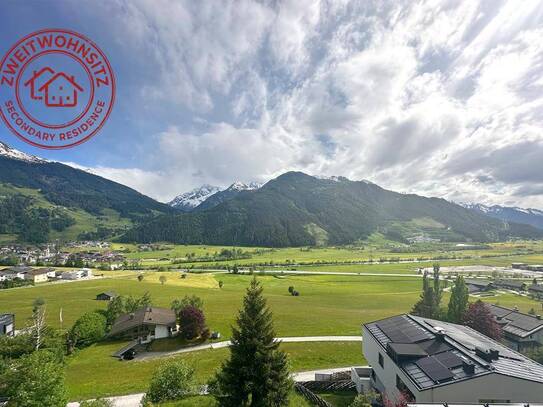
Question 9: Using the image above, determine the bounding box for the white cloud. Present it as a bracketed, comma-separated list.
[68, 0, 543, 209]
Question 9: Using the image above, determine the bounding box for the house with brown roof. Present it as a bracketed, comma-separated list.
[109, 307, 177, 343]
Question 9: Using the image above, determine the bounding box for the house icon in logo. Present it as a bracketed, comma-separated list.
[23, 67, 55, 100]
[24, 68, 83, 108]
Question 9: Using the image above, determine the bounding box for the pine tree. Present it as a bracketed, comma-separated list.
[211, 278, 292, 406]
[447, 276, 469, 323]
[432, 263, 442, 312]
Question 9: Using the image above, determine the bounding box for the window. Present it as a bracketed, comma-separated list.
[371, 370, 376, 382]
[378, 353, 384, 368]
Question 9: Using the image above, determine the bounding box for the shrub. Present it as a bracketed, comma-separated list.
[179, 305, 207, 340]
[288, 286, 294, 294]
[68, 311, 107, 349]
[146, 360, 195, 403]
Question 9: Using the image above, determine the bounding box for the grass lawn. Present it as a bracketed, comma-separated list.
[158, 392, 311, 406]
[0, 273, 424, 336]
[66, 341, 366, 400]
[317, 390, 358, 407]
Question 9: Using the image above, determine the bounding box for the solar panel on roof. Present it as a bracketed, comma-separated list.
[417, 339, 451, 355]
[434, 351, 463, 368]
[376, 316, 430, 343]
[415, 356, 454, 382]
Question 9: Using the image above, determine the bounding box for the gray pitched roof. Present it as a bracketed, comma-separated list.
[0, 314, 14, 325]
[487, 304, 543, 338]
[364, 314, 543, 391]
[109, 307, 176, 337]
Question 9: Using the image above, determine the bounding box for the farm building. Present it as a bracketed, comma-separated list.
[109, 307, 177, 343]
[493, 279, 526, 291]
[0, 314, 14, 336]
[528, 284, 543, 300]
[0, 266, 32, 281]
[511, 263, 528, 269]
[21, 268, 49, 283]
[487, 304, 543, 351]
[358, 314, 543, 403]
[96, 291, 117, 301]
[463, 279, 493, 294]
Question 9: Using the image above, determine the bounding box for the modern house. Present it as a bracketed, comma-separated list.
[487, 304, 543, 351]
[61, 268, 93, 280]
[96, 291, 117, 301]
[109, 307, 177, 343]
[0, 314, 14, 336]
[358, 314, 543, 403]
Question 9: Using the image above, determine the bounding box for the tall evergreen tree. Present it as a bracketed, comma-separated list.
[211, 278, 292, 406]
[432, 263, 442, 311]
[447, 276, 469, 323]
[412, 272, 435, 318]
[412, 266, 443, 319]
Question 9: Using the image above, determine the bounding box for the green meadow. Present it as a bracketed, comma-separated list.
[1, 242, 543, 402]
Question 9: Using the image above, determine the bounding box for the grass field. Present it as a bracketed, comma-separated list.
[66, 341, 366, 400]
[2, 241, 543, 403]
[0, 273, 424, 336]
[112, 240, 542, 261]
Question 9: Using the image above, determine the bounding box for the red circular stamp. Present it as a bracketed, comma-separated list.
[0, 29, 115, 149]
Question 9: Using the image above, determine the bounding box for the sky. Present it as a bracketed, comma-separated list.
[1, 0, 543, 208]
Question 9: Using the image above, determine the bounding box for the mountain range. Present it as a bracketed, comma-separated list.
[460, 203, 543, 230]
[168, 182, 261, 212]
[122, 172, 543, 246]
[0, 141, 172, 242]
[1, 141, 543, 246]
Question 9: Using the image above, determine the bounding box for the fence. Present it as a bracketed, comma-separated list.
[299, 380, 356, 392]
[294, 382, 333, 407]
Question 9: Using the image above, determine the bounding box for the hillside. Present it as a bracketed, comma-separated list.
[0, 142, 172, 243]
[461, 203, 543, 230]
[121, 172, 543, 246]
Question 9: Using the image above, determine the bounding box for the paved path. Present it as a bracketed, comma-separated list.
[136, 335, 363, 360]
[67, 365, 368, 407]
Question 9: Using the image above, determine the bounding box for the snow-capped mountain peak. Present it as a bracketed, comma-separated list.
[227, 181, 262, 191]
[460, 202, 543, 230]
[169, 181, 262, 211]
[168, 184, 221, 211]
[0, 141, 44, 163]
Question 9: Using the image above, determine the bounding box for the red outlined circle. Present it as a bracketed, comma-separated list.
[0, 28, 116, 149]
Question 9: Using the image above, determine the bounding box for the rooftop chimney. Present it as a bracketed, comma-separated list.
[462, 360, 475, 374]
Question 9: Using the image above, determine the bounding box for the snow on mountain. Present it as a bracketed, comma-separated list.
[0, 141, 44, 163]
[227, 181, 262, 191]
[168, 184, 222, 211]
[460, 202, 543, 230]
[170, 181, 262, 212]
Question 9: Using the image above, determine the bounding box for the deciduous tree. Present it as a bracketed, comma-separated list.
[463, 300, 502, 340]
[3, 350, 67, 407]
